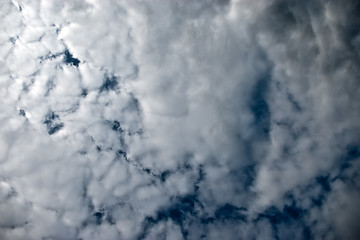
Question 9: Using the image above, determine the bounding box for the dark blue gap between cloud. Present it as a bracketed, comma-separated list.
[64, 49, 80, 67]
[100, 75, 118, 92]
[256, 203, 312, 240]
[249, 77, 271, 138]
[43, 111, 64, 135]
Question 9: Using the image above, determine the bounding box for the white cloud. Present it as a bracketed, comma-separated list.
[0, 0, 359, 239]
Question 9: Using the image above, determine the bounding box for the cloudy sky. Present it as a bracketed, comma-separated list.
[1, 0, 360, 239]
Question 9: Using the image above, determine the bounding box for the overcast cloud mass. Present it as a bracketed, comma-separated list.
[1, 0, 360, 239]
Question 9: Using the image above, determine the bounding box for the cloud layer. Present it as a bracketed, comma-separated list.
[1, 0, 360, 239]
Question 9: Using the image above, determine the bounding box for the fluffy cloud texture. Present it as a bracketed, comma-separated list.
[1, 0, 360, 239]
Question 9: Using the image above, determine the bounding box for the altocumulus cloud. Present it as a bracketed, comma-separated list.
[0, 0, 360, 239]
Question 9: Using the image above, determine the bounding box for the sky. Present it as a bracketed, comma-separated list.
[0, 0, 360, 239]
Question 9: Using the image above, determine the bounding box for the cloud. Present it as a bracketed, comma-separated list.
[0, 0, 359, 239]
